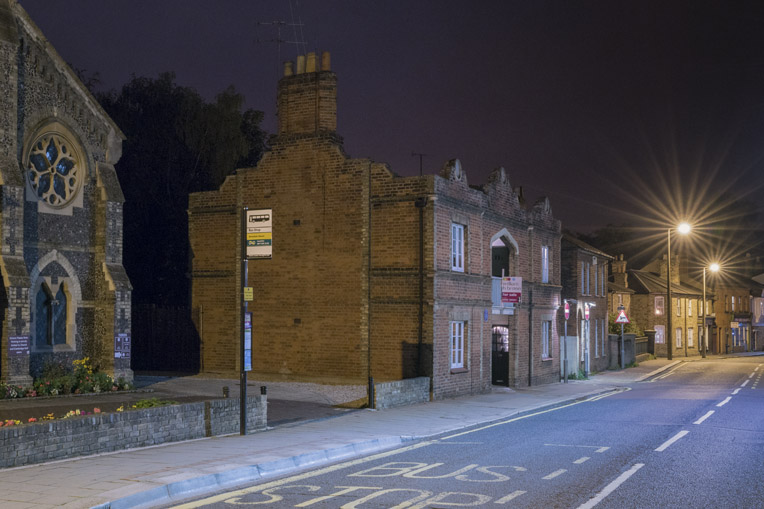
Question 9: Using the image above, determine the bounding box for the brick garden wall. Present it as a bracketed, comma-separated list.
[0, 395, 266, 468]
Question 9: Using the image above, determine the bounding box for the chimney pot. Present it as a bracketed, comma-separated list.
[306, 52, 317, 73]
[283, 61, 293, 77]
[296, 55, 306, 74]
[321, 51, 331, 71]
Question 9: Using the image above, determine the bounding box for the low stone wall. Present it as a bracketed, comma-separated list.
[374, 377, 430, 409]
[0, 395, 266, 468]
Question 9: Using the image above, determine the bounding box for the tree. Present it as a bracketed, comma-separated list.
[97, 73, 267, 305]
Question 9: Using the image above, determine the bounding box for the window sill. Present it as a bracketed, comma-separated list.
[450, 367, 468, 374]
[541, 356, 553, 362]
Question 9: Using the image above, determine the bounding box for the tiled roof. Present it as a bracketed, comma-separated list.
[561, 233, 615, 259]
[627, 269, 702, 297]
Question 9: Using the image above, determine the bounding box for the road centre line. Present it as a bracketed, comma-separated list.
[749, 373, 755, 378]
[576, 463, 644, 509]
[693, 411, 714, 425]
[741, 379, 750, 387]
[543, 469, 567, 480]
[544, 444, 610, 453]
[574, 457, 591, 464]
[717, 397, 732, 407]
[732, 388, 741, 395]
[494, 491, 526, 503]
[655, 430, 689, 452]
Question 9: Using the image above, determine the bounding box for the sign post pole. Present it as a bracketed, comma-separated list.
[240, 207, 248, 435]
[615, 306, 630, 369]
[584, 303, 590, 378]
[563, 300, 570, 383]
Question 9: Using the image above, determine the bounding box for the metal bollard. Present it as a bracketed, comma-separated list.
[260, 385, 267, 395]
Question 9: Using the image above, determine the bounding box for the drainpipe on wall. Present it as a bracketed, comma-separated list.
[367, 162, 374, 409]
[528, 226, 534, 387]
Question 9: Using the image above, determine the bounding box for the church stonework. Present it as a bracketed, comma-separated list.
[0, 1, 132, 385]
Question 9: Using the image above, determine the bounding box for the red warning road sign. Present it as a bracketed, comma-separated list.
[615, 309, 630, 324]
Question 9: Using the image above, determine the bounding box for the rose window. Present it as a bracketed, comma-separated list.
[27, 133, 81, 208]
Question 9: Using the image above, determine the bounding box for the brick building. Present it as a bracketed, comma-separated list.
[559, 234, 612, 376]
[188, 52, 561, 398]
[0, 1, 131, 385]
[614, 256, 703, 358]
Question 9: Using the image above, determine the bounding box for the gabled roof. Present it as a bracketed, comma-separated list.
[561, 233, 614, 259]
[608, 281, 635, 294]
[627, 269, 702, 297]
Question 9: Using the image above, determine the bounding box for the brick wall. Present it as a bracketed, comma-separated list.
[0, 395, 266, 468]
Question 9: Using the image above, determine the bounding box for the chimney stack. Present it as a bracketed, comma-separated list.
[277, 51, 337, 137]
[612, 254, 628, 288]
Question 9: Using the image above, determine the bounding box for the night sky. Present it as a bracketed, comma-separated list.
[18, 0, 764, 234]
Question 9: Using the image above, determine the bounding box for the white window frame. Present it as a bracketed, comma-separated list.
[676, 298, 681, 316]
[581, 263, 585, 294]
[688, 328, 694, 348]
[655, 325, 665, 344]
[586, 263, 590, 294]
[541, 245, 550, 283]
[450, 321, 465, 369]
[541, 320, 551, 358]
[594, 318, 599, 357]
[688, 299, 693, 317]
[655, 296, 664, 315]
[601, 265, 606, 295]
[602, 319, 607, 355]
[451, 223, 465, 272]
[676, 327, 682, 348]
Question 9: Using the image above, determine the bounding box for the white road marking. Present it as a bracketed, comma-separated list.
[542, 469, 567, 480]
[741, 379, 750, 387]
[749, 373, 755, 378]
[574, 457, 591, 464]
[655, 430, 689, 452]
[494, 490, 526, 503]
[717, 397, 732, 407]
[732, 388, 741, 395]
[576, 463, 644, 509]
[544, 444, 610, 453]
[693, 411, 714, 425]
[755, 366, 760, 371]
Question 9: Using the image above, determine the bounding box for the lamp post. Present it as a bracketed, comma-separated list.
[666, 222, 691, 361]
[701, 263, 720, 358]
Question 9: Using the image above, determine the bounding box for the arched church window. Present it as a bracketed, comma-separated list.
[35, 282, 68, 346]
[26, 132, 82, 208]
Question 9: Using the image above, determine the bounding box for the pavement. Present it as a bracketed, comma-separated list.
[0, 356, 707, 509]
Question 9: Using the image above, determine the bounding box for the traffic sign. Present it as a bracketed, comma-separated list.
[584, 303, 590, 321]
[615, 309, 630, 324]
[564, 301, 570, 320]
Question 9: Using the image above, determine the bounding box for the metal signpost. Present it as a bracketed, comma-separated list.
[616, 305, 630, 369]
[563, 300, 570, 383]
[584, 303, 590, 377]
[240, 208, 272, 435]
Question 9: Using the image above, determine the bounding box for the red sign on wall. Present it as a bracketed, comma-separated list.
[501, 277, 523, 303]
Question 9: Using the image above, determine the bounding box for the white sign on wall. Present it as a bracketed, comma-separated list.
[246, 209, 272, 259]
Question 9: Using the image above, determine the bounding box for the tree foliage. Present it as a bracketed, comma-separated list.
[97, 73, 266, 305]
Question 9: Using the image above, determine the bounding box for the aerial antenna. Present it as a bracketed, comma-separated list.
[288, 0, 308, 56]
[412, 152, 429, 176]
[255, 19, 306, 75]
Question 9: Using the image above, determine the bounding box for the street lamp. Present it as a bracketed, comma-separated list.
[701, 263, 720, 358]
[666, 222, 691, 361]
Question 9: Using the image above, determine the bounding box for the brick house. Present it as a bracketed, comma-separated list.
[707, 274, 763, 354]
[616, 256, 703, 358]
[559, 234, 612, 376]
[188, 52, 561, 398]
[0, 1, 131, 385]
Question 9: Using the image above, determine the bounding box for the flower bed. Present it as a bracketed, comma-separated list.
[0, 357, 132, 400]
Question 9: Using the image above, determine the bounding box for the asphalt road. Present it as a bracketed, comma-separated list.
[170, 356, 764, 508]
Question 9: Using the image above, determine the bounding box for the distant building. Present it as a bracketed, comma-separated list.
[608, 254, 635, 317]
[707, 274, 763, 353]
[559, 234, 612, 376]
[620, 256, 703, 358]
[188, 52, 561, 397]
[0, 1, 131, 385]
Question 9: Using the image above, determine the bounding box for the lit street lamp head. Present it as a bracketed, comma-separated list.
[709, 262, 720, 272]
[677, 222, 691, 235]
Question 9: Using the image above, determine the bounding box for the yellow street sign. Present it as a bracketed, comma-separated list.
[243, 287, 254, 301]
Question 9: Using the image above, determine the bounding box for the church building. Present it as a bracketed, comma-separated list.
[0, 1, 131, 385]
[189, 52, 561, 397]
